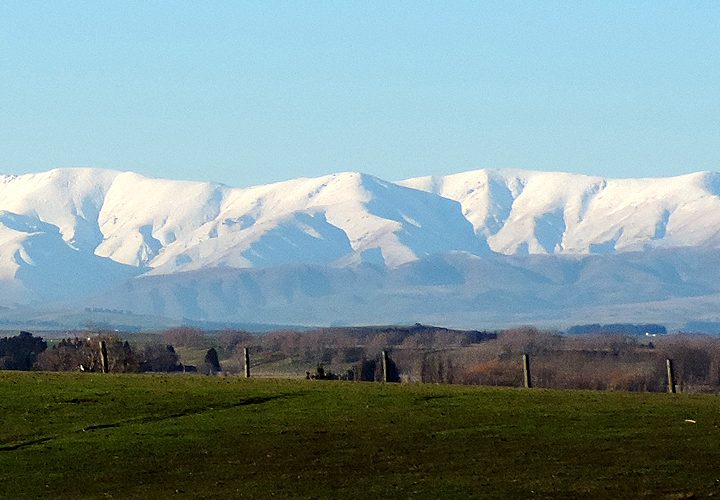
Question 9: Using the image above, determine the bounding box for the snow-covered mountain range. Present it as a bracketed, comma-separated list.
[401, 169, 720, 255]
[2, 167, 720, 330]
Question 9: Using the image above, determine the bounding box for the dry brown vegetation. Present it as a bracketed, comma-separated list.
[182, 324, 720, 392]
[28, 324, 720, 393]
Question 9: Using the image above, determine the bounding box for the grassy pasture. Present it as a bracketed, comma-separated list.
[1, 372, 720, 498]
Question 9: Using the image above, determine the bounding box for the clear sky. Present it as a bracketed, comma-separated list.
[1, 1, 718, 187]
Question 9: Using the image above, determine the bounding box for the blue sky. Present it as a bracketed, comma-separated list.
[1, 1, 718, 187]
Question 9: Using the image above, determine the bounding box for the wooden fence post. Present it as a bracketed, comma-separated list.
[382, 350, 389, 383]
[523, 353, 532, 388]
[666, 358, 676, 393]
[99, 340, 109, 374]
[244, 348, 251, 378]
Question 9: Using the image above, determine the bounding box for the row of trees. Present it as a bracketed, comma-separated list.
[0, 331, 222, 374]
[157, 324, 495, 380]
[35, 335, 183, 373]
[7, 325, 720, 392]
[156, 325, 720, 392]
[403, 327, 720, 391]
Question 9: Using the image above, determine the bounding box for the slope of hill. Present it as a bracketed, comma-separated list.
[62, 248, 720, 330]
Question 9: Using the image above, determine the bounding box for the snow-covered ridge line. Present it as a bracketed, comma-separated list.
[400, 168, 720, 255]
[0, 165, 719, 287]
[0, 168, 480, 280]
[1, 165, 720, 313]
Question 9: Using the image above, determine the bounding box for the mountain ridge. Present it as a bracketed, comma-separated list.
[1, 166, 720, 328]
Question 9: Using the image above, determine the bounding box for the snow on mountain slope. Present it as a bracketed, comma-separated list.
[0, 210, 139, 304]
[95, 171, 230, 266]
[4, 166, 719, 281]
[146, 171, 482, 273]
[3, 166, 720, 324]
[0, 168, 481, 286]
[400, 169, 720, 255]
[0, 168, 118, 252]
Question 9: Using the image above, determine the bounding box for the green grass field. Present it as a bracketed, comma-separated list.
[2, 372, 720, 498]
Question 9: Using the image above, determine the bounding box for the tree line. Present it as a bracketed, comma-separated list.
[0, 331, 221, 374]
[160, 324, 720, 392]
[7, 325, 720, 393]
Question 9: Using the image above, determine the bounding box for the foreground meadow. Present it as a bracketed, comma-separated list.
[1, 372, 719, 498]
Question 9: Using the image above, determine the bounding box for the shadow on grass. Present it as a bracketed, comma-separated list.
[1, 392, 303, 452]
